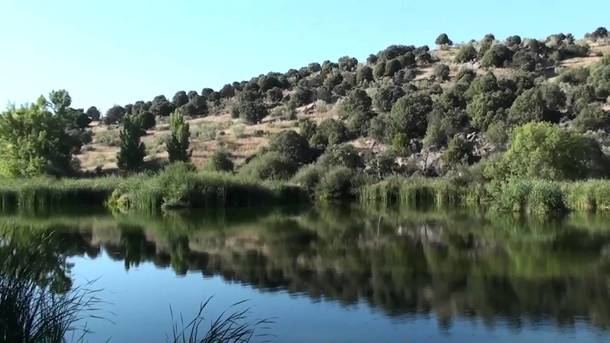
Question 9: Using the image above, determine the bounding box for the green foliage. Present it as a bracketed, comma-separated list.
[104, 105, 126, 124]
[298, 119, 317, 141]
[340, 89, 372, 115]
[390, 94, 433, 138]
[317, 167, 357, 201]
[206, 150, 234, 172]
[384, 59, 402, 77]
[443, 135, 475, 166]
[239, 152, 297, 180]
[268, 130, 312, 164]
[508, 86, 561, 125]
[373, 63, 386, 79]
[588, 55, 610, 99]
[433, 63, 450, 81]
[356, 66, 373, 84]
[166, 111, 191, 163]
[318, 144, 364, 170]
[486, 122, 609, 180]
[366, 150, 399, 179]
[182, 95, 208, 116]
[150, 95, 176, 117]
[373, 86, 405, 113]
[0, 98, 77, 177]
[309, 118, 348, 149]
[292, 164, 324, 195]
[435, 33, 453, 46]
[454, 44, 478, 63]
[574, 103, 609, 132]
[234, 99, 268, 124]
[86, 106, 101, 121]
[117, 115, 146, 172]
[136, 111, 156, 130]
[481, 44, 512, 68]
[391, 133, 410, 156]
[467, 92, 508, 130]
[485, 121, 509, 146]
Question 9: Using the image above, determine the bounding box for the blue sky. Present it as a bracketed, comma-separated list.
[0, 0, 608, 112]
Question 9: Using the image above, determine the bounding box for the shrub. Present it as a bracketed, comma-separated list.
[117, 115, 146, 172]
[234, 100, 268, 124]
[505, 35, 522, 47]
[206, 150, 234, 172]
[0, 98, 77, 177]
[317, 167, 357, 200]
[574, 103, 609, 132]
[150, 95, 176, 117]
[356, 66, 374, 84]
[167, 111, 190, 163]
[318, 144, 363, 170]
[486, 122, 609, 180]
[239, 152, 297, 180]
[373, 63, 386, 79]
[384, 59, 402, 77]
[466, 92, 507, 130]
[268, 130, 312, 164]
[266, 87, 283, 103]
[433, 64, 450, 81]
[104, 105, 126, 124]
[309, 118, 348, 149]
[338, 56, 358, 72]
[508, 87, 560, 125]
[454, 44, 478, 63]
[435, 33, 453, 46]
[443, 135, 475, 166]
[366, 150, 398, 179]
[292, 164, 324, 195]
[219, 84, 236, 98]
[136, 111, 156, 130]
[86, 106, 101, 121]
[373, 86, 405, 113]
[298, 119, 317, 140]
[340, 89, 372, 115]
[182, 95, 208, 116]
[481, 44, 512, 68]
[390, 94, 432, 138]
[485, 121, 509, 146]
[172, 91, 189, 107]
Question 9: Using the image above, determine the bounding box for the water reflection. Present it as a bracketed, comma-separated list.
[1, 206, 610, 332]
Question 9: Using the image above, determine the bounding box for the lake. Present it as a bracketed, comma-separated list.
[2, 206, 610, 343]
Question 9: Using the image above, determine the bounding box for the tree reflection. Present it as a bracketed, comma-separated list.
[1, 207, 609, 330]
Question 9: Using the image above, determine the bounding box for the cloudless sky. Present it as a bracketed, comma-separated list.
[0, 0, 608, 112]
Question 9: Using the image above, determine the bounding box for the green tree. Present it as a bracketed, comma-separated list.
[166, 110, 190, 163]
[373, 86, 405, 113]
[390, 94, 432, 138]
[481, 44, 512, 68]
[454, 44, 478, 63]
[433, 64, 450, 81]
[435, 33, 453, 47]
[117, 115, 146, 172]
[486, 122, 609, 180]
[268, 130, 312, 164]
[574, 103, 609, 132]
[206, 149, 234, 172]
[0, 98, 75, 177]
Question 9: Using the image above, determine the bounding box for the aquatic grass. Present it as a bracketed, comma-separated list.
[108, 163, 308, 213]
[361, 177, 610, 216]
[169, 298, 273, 343]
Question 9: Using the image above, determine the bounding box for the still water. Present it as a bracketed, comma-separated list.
[2, 206, 610, 342]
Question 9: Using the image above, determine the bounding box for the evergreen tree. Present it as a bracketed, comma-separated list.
[117, 116, 145, 172]
[167, 110, 190, 163]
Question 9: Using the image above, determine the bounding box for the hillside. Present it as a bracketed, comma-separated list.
[74, 28, 610, 176]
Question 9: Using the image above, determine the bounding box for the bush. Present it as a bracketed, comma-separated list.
[509, 87, 560, 125]
[481, 44, 512, 68]
[340, 89, 372, 115]
[206, 150, 234, 172]
[292, 164, 324, 195]
[86, 106, 101, 121]
[486, 122, 609, 180]
[485, 121, 509, 146]
[356, 66, 374, 84]
[454, 44, 477, 63]
[435, 33, 453, 46]
[574, 103, 609, 132]
[172, 91, 189, 107]
[433, 64, 450, 81]
[104, 105, 126, 124]
[384, 59, 402, 77]
[373, 63, 386, 79]
[234, 100, 268, 124]
[317, 167, 356, 200]
[309, 118, 348, 149]
[443, 135, 475, 166]
[390, 94, 432, 138]
[318, 144, 363, 170]
[131, 111, 154, 131]
[117, 115, 146, 172]
[268, 130, 312, 164]
[167, 111, 190, 163]
[239, 152, 297, 180]
[373, 86, 405, 113]
[150, 95, 176, 117]
[182, 95, 208, 116]
[298, 119, 317, 140]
